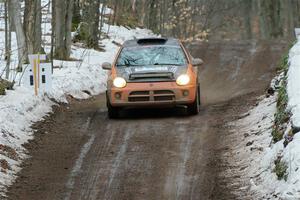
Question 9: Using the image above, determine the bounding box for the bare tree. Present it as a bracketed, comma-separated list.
[8, 0, 27, 69]
[53, 0, 74, 60]
[80, 0, 101, 48]
[24, 0, 42, 55]
[99, 0, 107, 40]
[258, 0, 283, 38]
[139, 0, 146, 27]
[4, 0, 11, 79]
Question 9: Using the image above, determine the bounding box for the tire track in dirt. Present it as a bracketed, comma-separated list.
[64, 117, 95, 200]
[103, 128, 135, 200]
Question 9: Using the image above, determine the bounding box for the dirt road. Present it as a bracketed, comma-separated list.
[6, 41, 287, 200]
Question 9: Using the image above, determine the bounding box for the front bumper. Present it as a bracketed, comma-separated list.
[108, 81, 197, 107]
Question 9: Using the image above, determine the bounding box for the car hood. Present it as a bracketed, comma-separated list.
[115, 65, 187, 82]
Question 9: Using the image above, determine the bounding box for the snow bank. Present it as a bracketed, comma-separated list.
[0, 87, 54, 192]
[0, 23, 155, 196]
[231, 95, 279, 199]
[230, 39, 300, 199]
[230, 93, 300, 199]
[287, 41, 300, 129]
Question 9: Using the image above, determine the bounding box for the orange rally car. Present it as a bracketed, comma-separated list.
[102, 38, 203, 118]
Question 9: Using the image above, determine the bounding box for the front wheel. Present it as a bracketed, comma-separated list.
[186, 89, 200, 115]
[107, 94, 120, 119]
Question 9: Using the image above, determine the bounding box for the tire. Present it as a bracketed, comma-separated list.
[106, 93, 120, 119]
[197, 85, 201, 106]
[187, 87, 200, 115]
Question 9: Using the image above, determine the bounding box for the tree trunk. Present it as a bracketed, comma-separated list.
[112, 0, 118, 25]
[99, 0, 106, 40]
[82, 0, 100, 48]
[258, 0, 283, 39]
[4, 0, 11, 79]
[131, 0, 137, 14]
[8, 0, 27, 68]
[53, 0, 74, 60]
[24, 0, 42, 55]
[72, 0, 81, 29]
[148, 0, 157, 32]
[243, 0, 252, 39]
[139, 0, 146, 27]
[51, 0, 55, 71]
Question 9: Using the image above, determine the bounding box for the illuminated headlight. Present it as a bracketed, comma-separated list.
[176, 74, 190, 86]
[113, 77, 127, 88]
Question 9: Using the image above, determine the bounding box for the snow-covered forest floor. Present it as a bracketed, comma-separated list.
[0, 2, 155, 196]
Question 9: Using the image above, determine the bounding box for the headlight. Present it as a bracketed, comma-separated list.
[113, 77, 127, 88]
[176, 74, 190, 86]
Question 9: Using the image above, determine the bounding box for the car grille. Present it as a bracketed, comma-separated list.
[129, 72, 174, 82]
[128, 90, 175, 102]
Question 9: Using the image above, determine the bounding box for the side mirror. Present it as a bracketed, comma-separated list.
[102, 62, 112, 70]
[192, 58, 203, 66]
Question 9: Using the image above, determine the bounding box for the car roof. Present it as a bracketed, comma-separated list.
[123, 37, 181, 48]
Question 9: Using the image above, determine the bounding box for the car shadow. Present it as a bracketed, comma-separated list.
[113, 106, 204, 120]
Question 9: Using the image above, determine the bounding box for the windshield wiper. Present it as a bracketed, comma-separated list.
[153, 63, 184, 66]
[117, 63, 184, 67]
[116, 64, 144, 67]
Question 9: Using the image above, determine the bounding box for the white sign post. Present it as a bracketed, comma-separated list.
[24, 54, 52, 95]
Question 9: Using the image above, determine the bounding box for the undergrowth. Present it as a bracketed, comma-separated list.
[272, 53, 291, 143]
[274, 157, 288, 181]
[271, 41, 297, 180]
[0, 83, 5, 95]
[0, 79, 14, 96]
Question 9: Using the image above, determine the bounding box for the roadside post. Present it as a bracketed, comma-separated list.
[24, 54, 52, 96]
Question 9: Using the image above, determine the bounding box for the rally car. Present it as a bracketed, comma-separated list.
[102, 38, 203, 118]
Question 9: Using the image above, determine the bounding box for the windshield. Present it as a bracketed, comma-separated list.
[116, 46, 187, 67]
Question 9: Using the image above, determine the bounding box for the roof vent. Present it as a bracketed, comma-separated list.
[137, 38, 168, 45]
